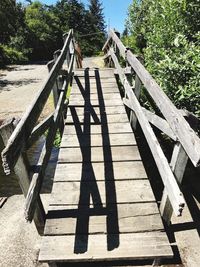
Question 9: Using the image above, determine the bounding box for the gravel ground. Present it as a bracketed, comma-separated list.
[0, 194, 49, 267]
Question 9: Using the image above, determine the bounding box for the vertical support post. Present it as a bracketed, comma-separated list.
[114, 29, 120, 59]
[0, 119, 45, 234]
[54, 50, 62, 102]
[47, 59, 58, 108]
[160, 142, 188, 223]
[63, 33, 71, 67]
[130, 74, 142, 130]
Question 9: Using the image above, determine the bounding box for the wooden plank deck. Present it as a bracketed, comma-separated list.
[39, 68, 173, 264]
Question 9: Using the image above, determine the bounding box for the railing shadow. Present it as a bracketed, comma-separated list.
[70, 68, 119, 253]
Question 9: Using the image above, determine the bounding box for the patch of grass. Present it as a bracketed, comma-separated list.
[53, 130, 61, 148]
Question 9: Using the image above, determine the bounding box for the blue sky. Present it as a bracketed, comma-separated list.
[22, 0, 133, 33]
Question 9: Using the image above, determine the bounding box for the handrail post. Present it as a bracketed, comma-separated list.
[63, 33, 71, 67]
[130, 74, 142, 130]
[129, 56, 143, 130]
[113, 29, 120, 59]
[160, 142, 188, 223]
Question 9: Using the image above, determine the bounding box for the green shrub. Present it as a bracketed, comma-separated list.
[125, 0, 200, 117]
[0, 44, 28, 66]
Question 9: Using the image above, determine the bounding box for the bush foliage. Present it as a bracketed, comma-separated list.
[125, 0, 200, 117]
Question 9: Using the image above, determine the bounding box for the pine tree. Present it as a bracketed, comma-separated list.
[88, 0, 106, 53]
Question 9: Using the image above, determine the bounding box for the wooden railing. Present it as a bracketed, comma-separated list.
[103, 29, 200, 223]
[0, 29, 82, 233]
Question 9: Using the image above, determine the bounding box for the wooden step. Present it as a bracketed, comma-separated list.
[45, 203, 164, 235]
[39, 232, 173, 262]
[64, 123, 133, 135]
[61, 133, 136, 147]
[53, 161, 147, 182]
[67, 105, 126, 115]
[65, 113, 129, 124]
[50, 180, 155, 206]
[58, 146, 141, 163]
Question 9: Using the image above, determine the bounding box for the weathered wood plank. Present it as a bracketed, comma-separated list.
[64, 123, 133, 135]
[73, 77, 116, 84]
[71, 87, 119, 94]
[27, 113, 54, 148]
[53, 161, 147, 182]
[50, 180, 155, 206]
[44, 203, 163, 235]
[58, 146, 141, 163]
[71, 83, 118, 90]
[74, 69, 115, 78]
[61, 133, 136, 147]
[69, 92, 121, 101]
[69, 99, 123, 106]
[39, 232, 173, 262]
[67, 106, 126, 116]
[66, 113, 129, 124]
[124, 99, 177, 141]
[160, 143, 189, 223]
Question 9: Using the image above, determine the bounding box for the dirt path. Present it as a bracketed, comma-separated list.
[82, 56, 104, 68]
[0, 64, 48, 122]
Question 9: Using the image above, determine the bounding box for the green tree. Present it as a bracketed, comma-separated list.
[126, 0, 200, 117]
[0, 0, 18, 43]
[87, 0, 106, 53]
[25, 1, 59, 59]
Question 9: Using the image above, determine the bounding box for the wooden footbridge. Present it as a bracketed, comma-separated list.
[1, 29, 200, 266]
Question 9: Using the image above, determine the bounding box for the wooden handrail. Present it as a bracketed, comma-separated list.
[25, 53, 75, 222]
[1, 29, 78, 175]
[103, 29, 200, 168]
[102, 30, 200, 222]
[0, 29, 81, 230]
[108, 48, 185, 216]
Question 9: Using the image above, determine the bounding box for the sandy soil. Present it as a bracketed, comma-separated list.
[0, 64, 49, 122]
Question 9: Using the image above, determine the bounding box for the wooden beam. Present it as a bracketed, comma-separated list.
[160, 143, 188, 223]
[1, 30, 73, 175]
[130, 74, 142, 130]
[123, 99, 177, 141]
[102, 31, 112, 52]
[109, 29, 127, 58]
[27, 113, 54, 149]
